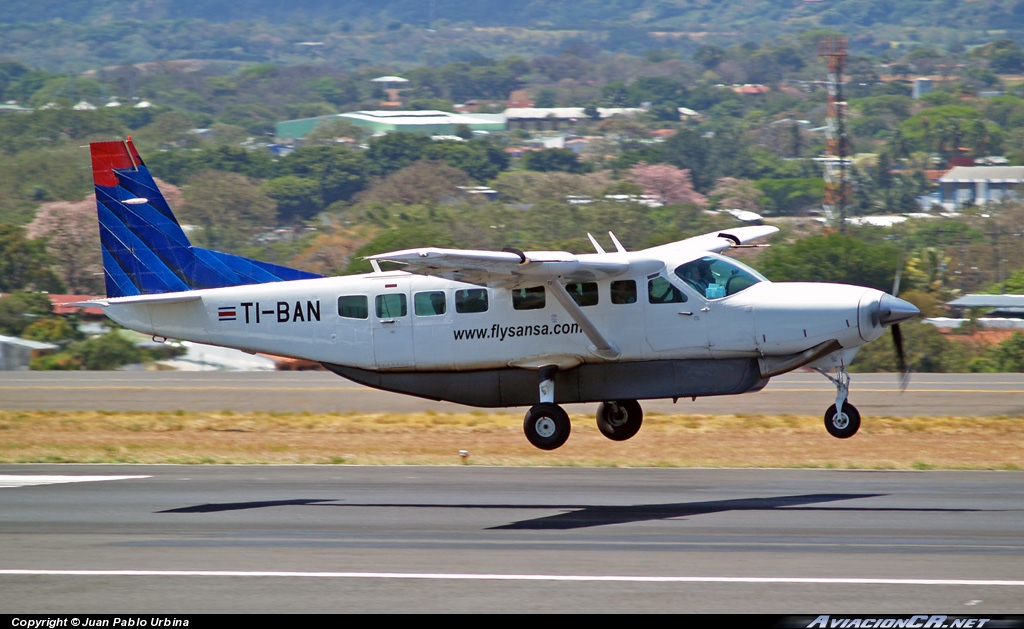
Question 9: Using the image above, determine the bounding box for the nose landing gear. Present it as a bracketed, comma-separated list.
[815, 366, 861, 439]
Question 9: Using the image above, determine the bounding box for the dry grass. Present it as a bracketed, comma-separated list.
[0, 410, 1020, 470]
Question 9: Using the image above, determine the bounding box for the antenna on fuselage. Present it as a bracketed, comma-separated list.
[608, 232, 627, 253]
[587, 233, 606, 254]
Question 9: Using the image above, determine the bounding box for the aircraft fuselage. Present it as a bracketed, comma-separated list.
[103, 265, 888, 387]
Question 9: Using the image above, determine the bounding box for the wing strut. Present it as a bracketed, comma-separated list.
[545, 280, 620, 360]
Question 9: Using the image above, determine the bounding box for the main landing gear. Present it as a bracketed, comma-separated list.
[815, 366, 861, 439]
[522, 366, 645, 450]
[596, 399, 643, 441]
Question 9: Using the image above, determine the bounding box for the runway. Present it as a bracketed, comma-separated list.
[1, 375, 1022, 614]
[1, 371, 1023, 417]
[0, 465, 1022, 614]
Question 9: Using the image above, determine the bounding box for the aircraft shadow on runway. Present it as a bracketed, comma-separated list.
[149, 493, 984, 530]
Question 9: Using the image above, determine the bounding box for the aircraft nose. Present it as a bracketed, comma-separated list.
[878, 293, 919, 326]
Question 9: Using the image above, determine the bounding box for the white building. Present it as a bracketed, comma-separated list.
[938, 166, 1024, 209]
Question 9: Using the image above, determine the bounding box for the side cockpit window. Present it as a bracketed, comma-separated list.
[674, 255, 766, 299]
[647, 276, 687, 304]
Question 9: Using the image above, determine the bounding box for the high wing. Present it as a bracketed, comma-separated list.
[365, 247, 630, 289]
[366, 225, 780, 288]
[367, 226, 779, 363]
[642, 225, 780, 257]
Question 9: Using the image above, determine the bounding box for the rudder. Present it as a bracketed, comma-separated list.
[91, 138, 321, 298]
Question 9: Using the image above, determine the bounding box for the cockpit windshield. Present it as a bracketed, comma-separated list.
[674, 254, 767, 299]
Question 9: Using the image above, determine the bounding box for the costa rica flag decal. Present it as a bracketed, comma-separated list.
[218, 306, 237, 321]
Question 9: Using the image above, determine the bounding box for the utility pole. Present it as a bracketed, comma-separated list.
[818, 36, 850, 231]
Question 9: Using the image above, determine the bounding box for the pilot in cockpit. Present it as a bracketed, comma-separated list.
[679, 260, 715, 296]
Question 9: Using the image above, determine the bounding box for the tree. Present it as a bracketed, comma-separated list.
[626, 162, 707, 206]
[985, 332, 1024, 371]
[850, 322, 970, 373]
[0, 224, 62, 293]
[26, 197, 104, 294]
[709, 177, 762, 212]
[900, 105, 1002, 159]
[356, 161, 471, 206]
[146, 146, 274, 185]
[424, 139, 510, 183]
[264, 176, 324, 223]
[364, 132, 432, 177]
[179, 171, 278, 251]
[0, 291, 53, 337]
[280, 145, 369, 206]
[71, 331, 143, 370]
[22, 316, 80, 344]
[694, 45, 726, 69]
[490, 170, 610, 206]
[757, 233, 902, 292]
[656, 128, 713, 192]
[34, 330, 144, 371]
[303, 118, 366, 145]
[754, 178, 824, 216]
[345, 224, 458, 275]
[521, 148, 587, 174]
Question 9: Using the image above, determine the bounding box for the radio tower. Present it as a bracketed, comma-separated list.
[818, 36, 850, 231]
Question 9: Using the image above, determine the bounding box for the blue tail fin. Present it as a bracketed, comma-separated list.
[91, 138, 321, 298]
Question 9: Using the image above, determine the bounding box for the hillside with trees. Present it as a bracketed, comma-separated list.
[3, 1, 1024, 71]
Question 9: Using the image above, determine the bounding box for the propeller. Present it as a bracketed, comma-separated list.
[892, 319, 908, 390]
[886, 257, 913, 390]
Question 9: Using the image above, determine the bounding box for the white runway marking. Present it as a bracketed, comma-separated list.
[0, 569, 1021, 587]
[0, 475, 149, 488]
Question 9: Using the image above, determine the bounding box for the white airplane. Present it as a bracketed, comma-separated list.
[86, 138, 919, 450]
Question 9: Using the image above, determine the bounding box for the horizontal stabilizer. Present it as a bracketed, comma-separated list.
[78, 293, 204, 308]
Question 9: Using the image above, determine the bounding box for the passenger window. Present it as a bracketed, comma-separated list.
[455, 288, 488, 313]
[610, 280, 637, 305]
[648, 276, 687, 304]
[414, 291, 447, 316]
[337, 295, 368, 319]
[512, 286, 545, 310]
[375, 293, 407, 318]
[565, 282, 598, 307]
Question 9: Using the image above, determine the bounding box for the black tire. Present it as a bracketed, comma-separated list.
[523, 403, 571, 450]
[824, 401, 861, 439]
[596, 400, 643, 441]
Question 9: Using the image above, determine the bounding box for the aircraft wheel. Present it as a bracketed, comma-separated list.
[824, 401, 861, 439]
[524, 403, 571, 450]
[596, 399, 643, 441]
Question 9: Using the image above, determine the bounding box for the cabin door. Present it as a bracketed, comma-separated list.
[643, 274, 710, 356]
[372, 278, 415, 369]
